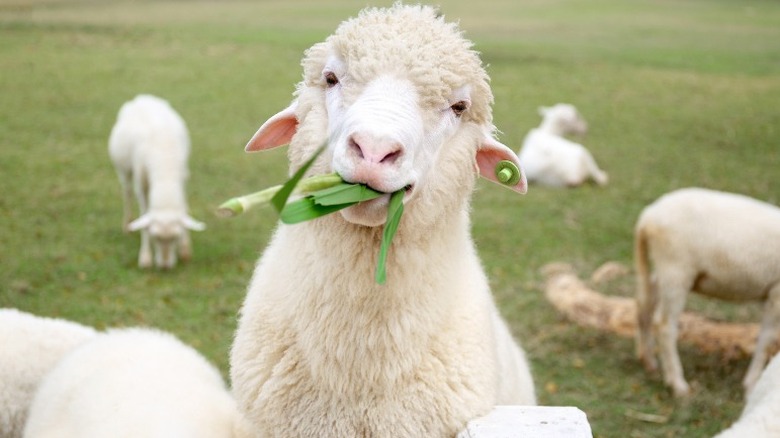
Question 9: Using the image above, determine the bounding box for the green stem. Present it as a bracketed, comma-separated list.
[217, 173, 342, 218]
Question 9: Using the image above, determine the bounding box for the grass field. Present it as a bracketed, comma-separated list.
[1, 1, 779, 436]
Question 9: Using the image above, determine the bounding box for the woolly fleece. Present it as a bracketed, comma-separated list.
[24, 328, 250, 438]
[0, 309, 97, 438]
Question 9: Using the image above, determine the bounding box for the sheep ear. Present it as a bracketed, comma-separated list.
[245, 100, 299, 152]
[476, 136, 528, 194]
[182, 215, 206, 232]
[127, 214, 153, 232]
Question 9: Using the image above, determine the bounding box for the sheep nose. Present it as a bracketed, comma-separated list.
[348, 133, 403, 165]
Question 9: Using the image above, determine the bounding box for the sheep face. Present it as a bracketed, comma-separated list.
[322, 57, 477, 226]
[539, 103, 588, 136]
[128, 212, 205, 269]
[245, 4, 527, 227]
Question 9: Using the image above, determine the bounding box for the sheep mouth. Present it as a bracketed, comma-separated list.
[371, 183, 414, 197]
[338, 183, 413, 227]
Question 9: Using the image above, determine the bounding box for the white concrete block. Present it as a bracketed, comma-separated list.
[458, 406, 593, 438]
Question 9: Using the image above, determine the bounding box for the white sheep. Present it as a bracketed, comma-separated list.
[634, 187, 780, 397]
[715, 352, 780, 438]
[230, 5, 536, 437]
[517, 103, 608, 187]
[108, 94, 205, 269]
[23, 328, 251, 438]
[0, 309, 97, 438]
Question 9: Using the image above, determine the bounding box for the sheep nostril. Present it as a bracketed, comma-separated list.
[380, 149, 402, 164]
[348, 136, 364, 159]
[348, 134, 403, 165]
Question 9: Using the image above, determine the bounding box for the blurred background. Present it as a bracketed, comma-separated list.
[1, 1, 778, 436]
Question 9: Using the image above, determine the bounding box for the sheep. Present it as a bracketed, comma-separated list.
[634, 187, 780, 397]
[229, 5, 536, 437]
[517, 103, 608, 187]
[108, 94, 205, 269]
[714, 352, 780, 438]
[23, 327, 251, 438]
[0, 309, 97, 438]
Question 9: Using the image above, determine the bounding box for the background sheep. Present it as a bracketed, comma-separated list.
[23, 328, 250, 438]
[230, 4, 535, 437]
[714, 352, 780, 438]
[0, 309, 97, 438]
[634, 187, 780, 397]
[518, 103, 608, 187]
[108, 94, 205, 269]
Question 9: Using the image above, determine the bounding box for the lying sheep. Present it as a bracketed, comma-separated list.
[24, 328, 250, 438]
[715, 352, 780, 437]
[518, 103, 608, 187]
[230, 4, 536, 437]
[635, 187, 780, 397]
[0, 309, 97, 438]
[108, 94, 205, 269]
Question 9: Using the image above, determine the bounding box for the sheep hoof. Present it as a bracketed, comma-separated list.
[671, 381, 691, 398]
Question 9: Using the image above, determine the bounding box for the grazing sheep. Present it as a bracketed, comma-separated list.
[108, 94, 205, 269]
[517, 103, 608, 187]
[635, 187, 780, 397]
[24, 328, 251, 438]
[230, 4, 536, 437]
[715, 352, 780, 438]
[0, 309, 97, 438]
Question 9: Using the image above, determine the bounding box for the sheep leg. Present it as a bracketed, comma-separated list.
[116, 169, 134, 231]
[583, 153, 608, 186]
[133, 175, 153, 269]
[137, 230, 153, 268]
[636, 275, 659, 372]
[654, 272, 691, 397]
[743, 283, 780, 393]
[178, 230, 192, 262]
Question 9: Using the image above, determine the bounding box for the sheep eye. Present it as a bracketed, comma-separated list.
[450, 100, 468, 117]
[324, 72, 339, 88]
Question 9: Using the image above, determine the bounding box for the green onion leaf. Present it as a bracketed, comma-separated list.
[375, 189, 405, 285]
[270, 144, 326, 213]
[311, 183, 384, 206]
[279, 197, 358, 224]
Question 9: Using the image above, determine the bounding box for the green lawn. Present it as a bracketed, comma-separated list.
[1, 1, 779, 437]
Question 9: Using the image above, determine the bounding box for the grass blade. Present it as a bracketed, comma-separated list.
[375, 189, 405, 285]
[270, 144, 326, 213]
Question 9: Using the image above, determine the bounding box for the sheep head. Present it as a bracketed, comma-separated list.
[538, 103, 588, 137]
[245, 4, 526, 227]
[128, 212, 205, 269]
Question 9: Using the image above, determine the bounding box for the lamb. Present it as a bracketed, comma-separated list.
[517, 103, 608, 187]
[715, 352, 780, 438]
[0, 309, 97, 438]
[634, 187, 780, 397]
[108, 94, 205, 269]
[229, 5, 536, 437]
[23, 328, 251, 438]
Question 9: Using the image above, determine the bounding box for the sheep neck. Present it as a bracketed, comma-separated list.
[147, 178, 187, 212]
[538, 118, 567, 137]
[285, 206, 476, 392]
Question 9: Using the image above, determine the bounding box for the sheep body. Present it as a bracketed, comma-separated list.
[0, 309, 97, 438]
[518, 103, 607, 187]
[231, 5, 535, 437]
[23, 328, 250, 438]
[635, 187, 780, 397]
[715, 352, 780, 437]
[108, 94, 204, 269]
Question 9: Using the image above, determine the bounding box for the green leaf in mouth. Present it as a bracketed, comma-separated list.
[375, 189, 405, 285]
[270, 144, 327, 213]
